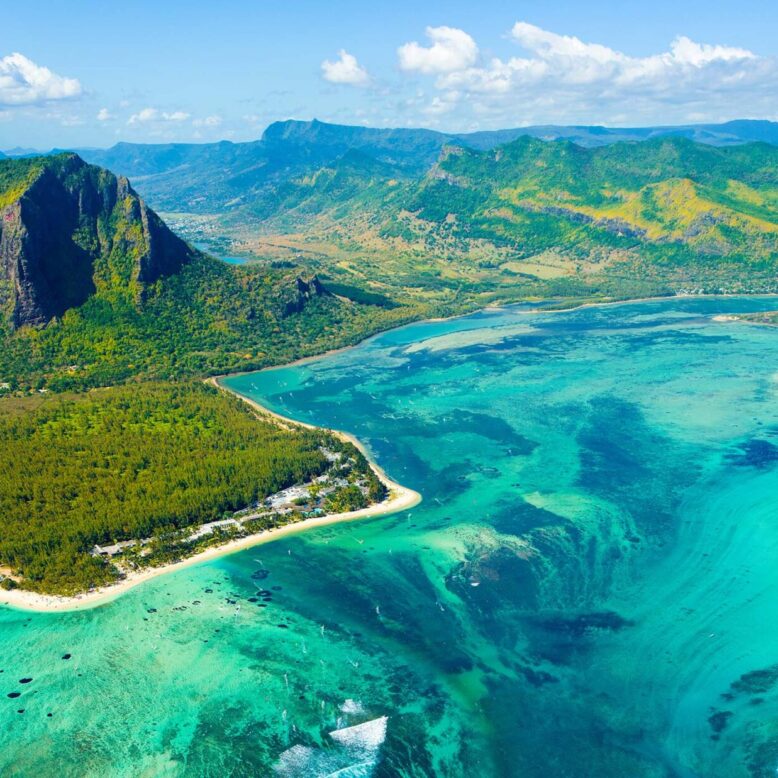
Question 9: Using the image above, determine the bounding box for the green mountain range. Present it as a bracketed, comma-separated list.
[4, 124, 778, 396]
[166, 130, 778, 307]
[35, 120, 771, 308]
[3, 124, 778, 391]
[62, 118, 778, 216]
[0, 153, 414, 392]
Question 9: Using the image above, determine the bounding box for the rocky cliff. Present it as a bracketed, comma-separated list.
[0, 153, 194, 329]
[278, 275, 329, 317]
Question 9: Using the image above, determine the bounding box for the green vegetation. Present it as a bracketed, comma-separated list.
[192, 135, 778, 308]
[0, 381, 348, 594]
[322, 280, 399, 308]
[733, 310, 778, 325]
[325, 484, 370, 513]
[0, 154, 421, 392]
[0, 154, 407, 596]
[77, 119, 778, 215]
[4, 131, 778, 595]
[0, 251, 419, 392]
[0, 156, 47, 208]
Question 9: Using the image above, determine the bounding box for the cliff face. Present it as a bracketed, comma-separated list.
[0, 154, 194, 329]
[278, 275, 329, 317]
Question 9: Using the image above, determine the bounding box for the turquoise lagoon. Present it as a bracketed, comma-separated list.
[3, 298, 778, 776]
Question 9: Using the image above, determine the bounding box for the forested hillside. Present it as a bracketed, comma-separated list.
[201, 134, 778, 306]
[0, 382, 338, 593]
[0, 153, 417, 391]
[0, 153, 408, 595]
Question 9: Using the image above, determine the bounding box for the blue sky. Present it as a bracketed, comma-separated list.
[2, 0, 778, 149]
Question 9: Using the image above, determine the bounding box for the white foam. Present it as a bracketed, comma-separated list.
[329, 716, 388, 751]
[340, 698, 365, 715]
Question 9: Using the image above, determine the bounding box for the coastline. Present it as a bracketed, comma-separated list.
[200, 292, 778, 386]
[0, 381, 421, 614]
[524, 291, 778, 316]
[1, 290, 767, 614]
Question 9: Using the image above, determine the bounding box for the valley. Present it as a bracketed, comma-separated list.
[82, 121, 778, 313]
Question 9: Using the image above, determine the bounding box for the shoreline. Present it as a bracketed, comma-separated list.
[0, 383, 421, 614]
[524, 291, 778, 315]
[217, 292, 778, 383]
[1, 290, 768, 614]
[202, 292, 778, 385]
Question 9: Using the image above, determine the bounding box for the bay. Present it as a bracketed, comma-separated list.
[3, 297, 778, 776]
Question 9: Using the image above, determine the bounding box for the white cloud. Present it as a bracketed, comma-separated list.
[424, 94, 459, 116]
[669, 35, 755, 67]
[410, 22, 778, 125]
[192, 114, 222, 127]
[398, 27, 478, 74]
[128, 107, 157, 124]
[0, 53, 82, 106]
[162, 110, 190, 122]
[96, 107, 113, 121]
[128, 107, 190, 125]
[321, 50, 370, 86]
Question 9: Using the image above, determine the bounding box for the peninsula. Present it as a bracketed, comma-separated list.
[0, 377, 420, 612]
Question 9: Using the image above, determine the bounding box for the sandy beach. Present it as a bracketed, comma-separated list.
[0, 381, 421, 614]
[2, 291, 766, 615]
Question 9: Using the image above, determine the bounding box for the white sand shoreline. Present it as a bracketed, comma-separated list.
[1, 290, 766, 614]
[0, 380, 421, 614]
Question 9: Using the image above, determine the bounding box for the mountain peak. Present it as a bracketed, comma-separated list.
[0, 153, 194, 329]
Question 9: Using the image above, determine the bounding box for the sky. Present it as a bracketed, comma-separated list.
[2, 0, 778, 149]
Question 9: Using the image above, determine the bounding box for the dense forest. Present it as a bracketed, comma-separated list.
[0, 154, 403, 596]
[0, 252, 421, 393]
[0, 382, 353, 594]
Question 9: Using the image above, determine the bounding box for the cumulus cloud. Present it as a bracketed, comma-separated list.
[162, 110, 190, 121]
[128, 107, 190, 124]
[0, 53, 81, 106]
[321, 50, 370, 86]
[96, 107, 113, 121]
[421, 22, 776, 124]
[398, 26, 478, 74]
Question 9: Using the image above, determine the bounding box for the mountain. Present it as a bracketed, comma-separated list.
[407, 135, 778, 263]
[0, 154, 415, 391]
[461, 119, 778, 149]
[0, 154, 193, 329]
[75, 120, 450, 213]
[2, 147, 47, 157]
[221, 135, 778, 303]
[5, 129, 777, 396]
[73, 119, 778, 215]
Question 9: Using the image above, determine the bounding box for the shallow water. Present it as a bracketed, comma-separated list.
[192, 241, 248, 264]
[3, 298, 778, 776]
